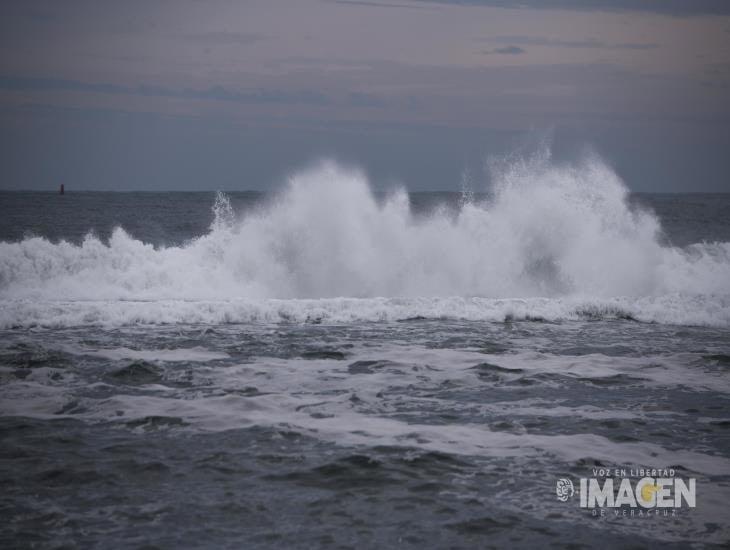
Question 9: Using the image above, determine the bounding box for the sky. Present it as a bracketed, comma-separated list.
[0, 0, 729, 192]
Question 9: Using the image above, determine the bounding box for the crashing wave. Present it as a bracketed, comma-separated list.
[1, 148, 728, 327]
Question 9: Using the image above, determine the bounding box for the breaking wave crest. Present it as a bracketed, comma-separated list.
[1, 150, 729, 327]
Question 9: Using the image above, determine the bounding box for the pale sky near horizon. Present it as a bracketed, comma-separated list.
[1, 0, 729, 191]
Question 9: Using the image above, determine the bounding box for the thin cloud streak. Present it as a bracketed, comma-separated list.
[484, 45, 526, 54]
[485, 35, 659, 50]
[0, 75, 331, 106]
[182, 31, 265, 45]
[324, 0, 433, 9]
[411, 0, 730, 16]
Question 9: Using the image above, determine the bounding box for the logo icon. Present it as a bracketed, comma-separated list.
[556, 478, 575, 502]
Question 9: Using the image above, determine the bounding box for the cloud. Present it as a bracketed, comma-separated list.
[487, 36, 659, 50]
[348, 92, 388, 107]
[485, 45, 526, 55]
[0, 75, 331, 106]
[411, 0, 730, 16]
[183, 31, 264, 45]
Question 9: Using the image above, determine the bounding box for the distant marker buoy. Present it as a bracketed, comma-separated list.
[59, 184, 64, 195]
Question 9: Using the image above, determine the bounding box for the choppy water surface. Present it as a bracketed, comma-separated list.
[1, 152, 729, 548]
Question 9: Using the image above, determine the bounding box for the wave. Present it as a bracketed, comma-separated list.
[1, 295, 729, 328]
[1, 149, 729, 327]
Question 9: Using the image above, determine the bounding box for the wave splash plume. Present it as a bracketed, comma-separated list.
[1, 149, 729, 327]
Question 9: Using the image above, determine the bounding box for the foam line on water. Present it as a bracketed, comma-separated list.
[60, 345, 230, 362]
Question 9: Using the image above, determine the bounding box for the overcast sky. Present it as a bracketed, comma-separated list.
[1, 0, 729, 191]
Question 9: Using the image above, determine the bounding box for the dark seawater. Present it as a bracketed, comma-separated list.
[2, 190, 729, 248]
[1, 159, 730, 548]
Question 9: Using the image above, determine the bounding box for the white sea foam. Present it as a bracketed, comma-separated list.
[5, 346, 729, 476]
[1, 150, 728, 327]
[62, 346, 230, 362]
[0, 295, 729, 328]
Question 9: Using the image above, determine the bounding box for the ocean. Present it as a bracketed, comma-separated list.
[1, 155, 729, 548]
